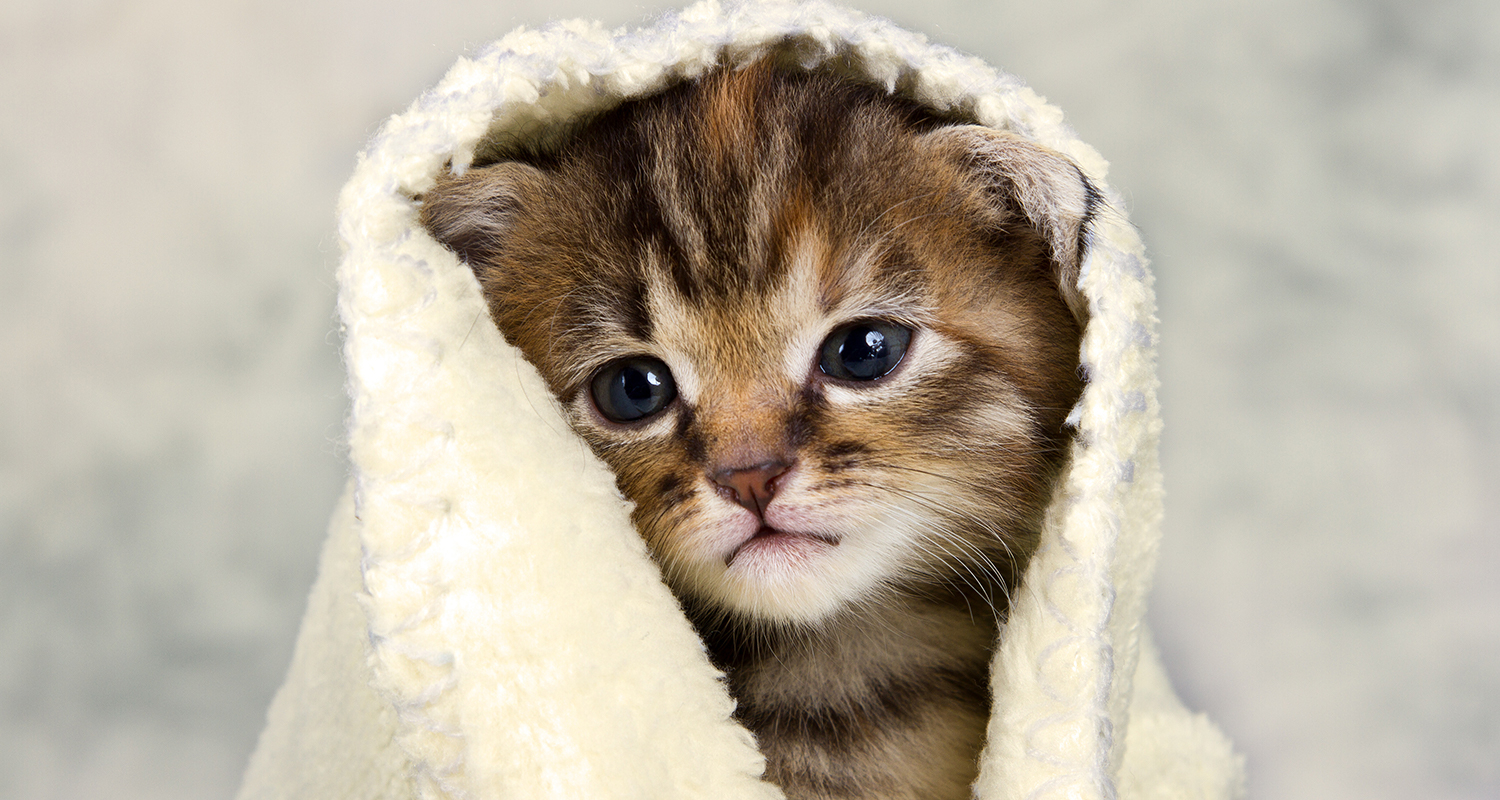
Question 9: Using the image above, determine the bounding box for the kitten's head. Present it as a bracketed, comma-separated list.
[421, 62, 1093, 625]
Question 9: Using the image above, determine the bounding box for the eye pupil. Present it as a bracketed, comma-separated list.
[592, 357, 676, 422]
[820, 321, 911, 381]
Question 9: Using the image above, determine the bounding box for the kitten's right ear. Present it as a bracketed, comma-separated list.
[920, 126, 1098, 325]
[418, 162, 546, 266]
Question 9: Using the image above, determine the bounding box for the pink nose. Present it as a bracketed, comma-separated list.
[709, 460, 790, 517]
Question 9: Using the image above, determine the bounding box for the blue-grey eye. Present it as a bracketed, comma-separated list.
[819, 321, 912, 381]
[590, 356, 677, 423]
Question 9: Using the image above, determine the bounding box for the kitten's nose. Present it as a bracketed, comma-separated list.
[709, 460, 790, 517]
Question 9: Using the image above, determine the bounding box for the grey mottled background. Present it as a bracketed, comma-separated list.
[2, 0, 1495, 798]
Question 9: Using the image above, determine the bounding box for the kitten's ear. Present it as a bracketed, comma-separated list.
[921, 126, 1098, 323]
[418, 162, 546, 266]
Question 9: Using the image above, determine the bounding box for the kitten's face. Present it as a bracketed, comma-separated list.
[422, 65, 1089, 625]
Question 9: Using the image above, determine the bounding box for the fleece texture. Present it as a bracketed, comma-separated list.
[237, 2, 1245, 798]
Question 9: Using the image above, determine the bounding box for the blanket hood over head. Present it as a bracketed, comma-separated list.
[238, 3, 1245, 798]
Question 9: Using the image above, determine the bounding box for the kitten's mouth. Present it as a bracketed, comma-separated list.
[725, 525, 839, 567]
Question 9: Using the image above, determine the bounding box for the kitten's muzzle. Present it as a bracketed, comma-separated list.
[709, 460, 790, 518]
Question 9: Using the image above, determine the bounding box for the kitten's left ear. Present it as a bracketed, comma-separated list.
[418, 161, 547, 268]
[921, 126, 1098, 323]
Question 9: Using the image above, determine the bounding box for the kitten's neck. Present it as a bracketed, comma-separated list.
[691, 597, 998, 800]
[695, 596, 999, 689]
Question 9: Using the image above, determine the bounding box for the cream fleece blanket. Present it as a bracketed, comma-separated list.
[237, 2, 1245, 798]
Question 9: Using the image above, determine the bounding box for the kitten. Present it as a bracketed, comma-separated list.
[420, 58, 1094, 800]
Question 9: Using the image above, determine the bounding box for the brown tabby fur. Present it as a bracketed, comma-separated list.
[420, 58, 1094, 800]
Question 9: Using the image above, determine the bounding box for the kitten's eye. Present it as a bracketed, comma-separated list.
[818, 321, 912, 382]
[590, 356, 677, 423]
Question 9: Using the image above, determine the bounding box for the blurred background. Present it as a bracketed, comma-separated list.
[1, 0, 1495, 797]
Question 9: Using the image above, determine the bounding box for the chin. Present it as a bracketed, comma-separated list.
[673, 521, 909, 626]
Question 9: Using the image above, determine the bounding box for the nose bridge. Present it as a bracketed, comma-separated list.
[698, 380, 793, 468]
[676, 295, 801, 469]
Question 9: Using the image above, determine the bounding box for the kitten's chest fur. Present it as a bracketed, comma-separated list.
[421, 57, 1091, 800]
[697, 599, 997, 800]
